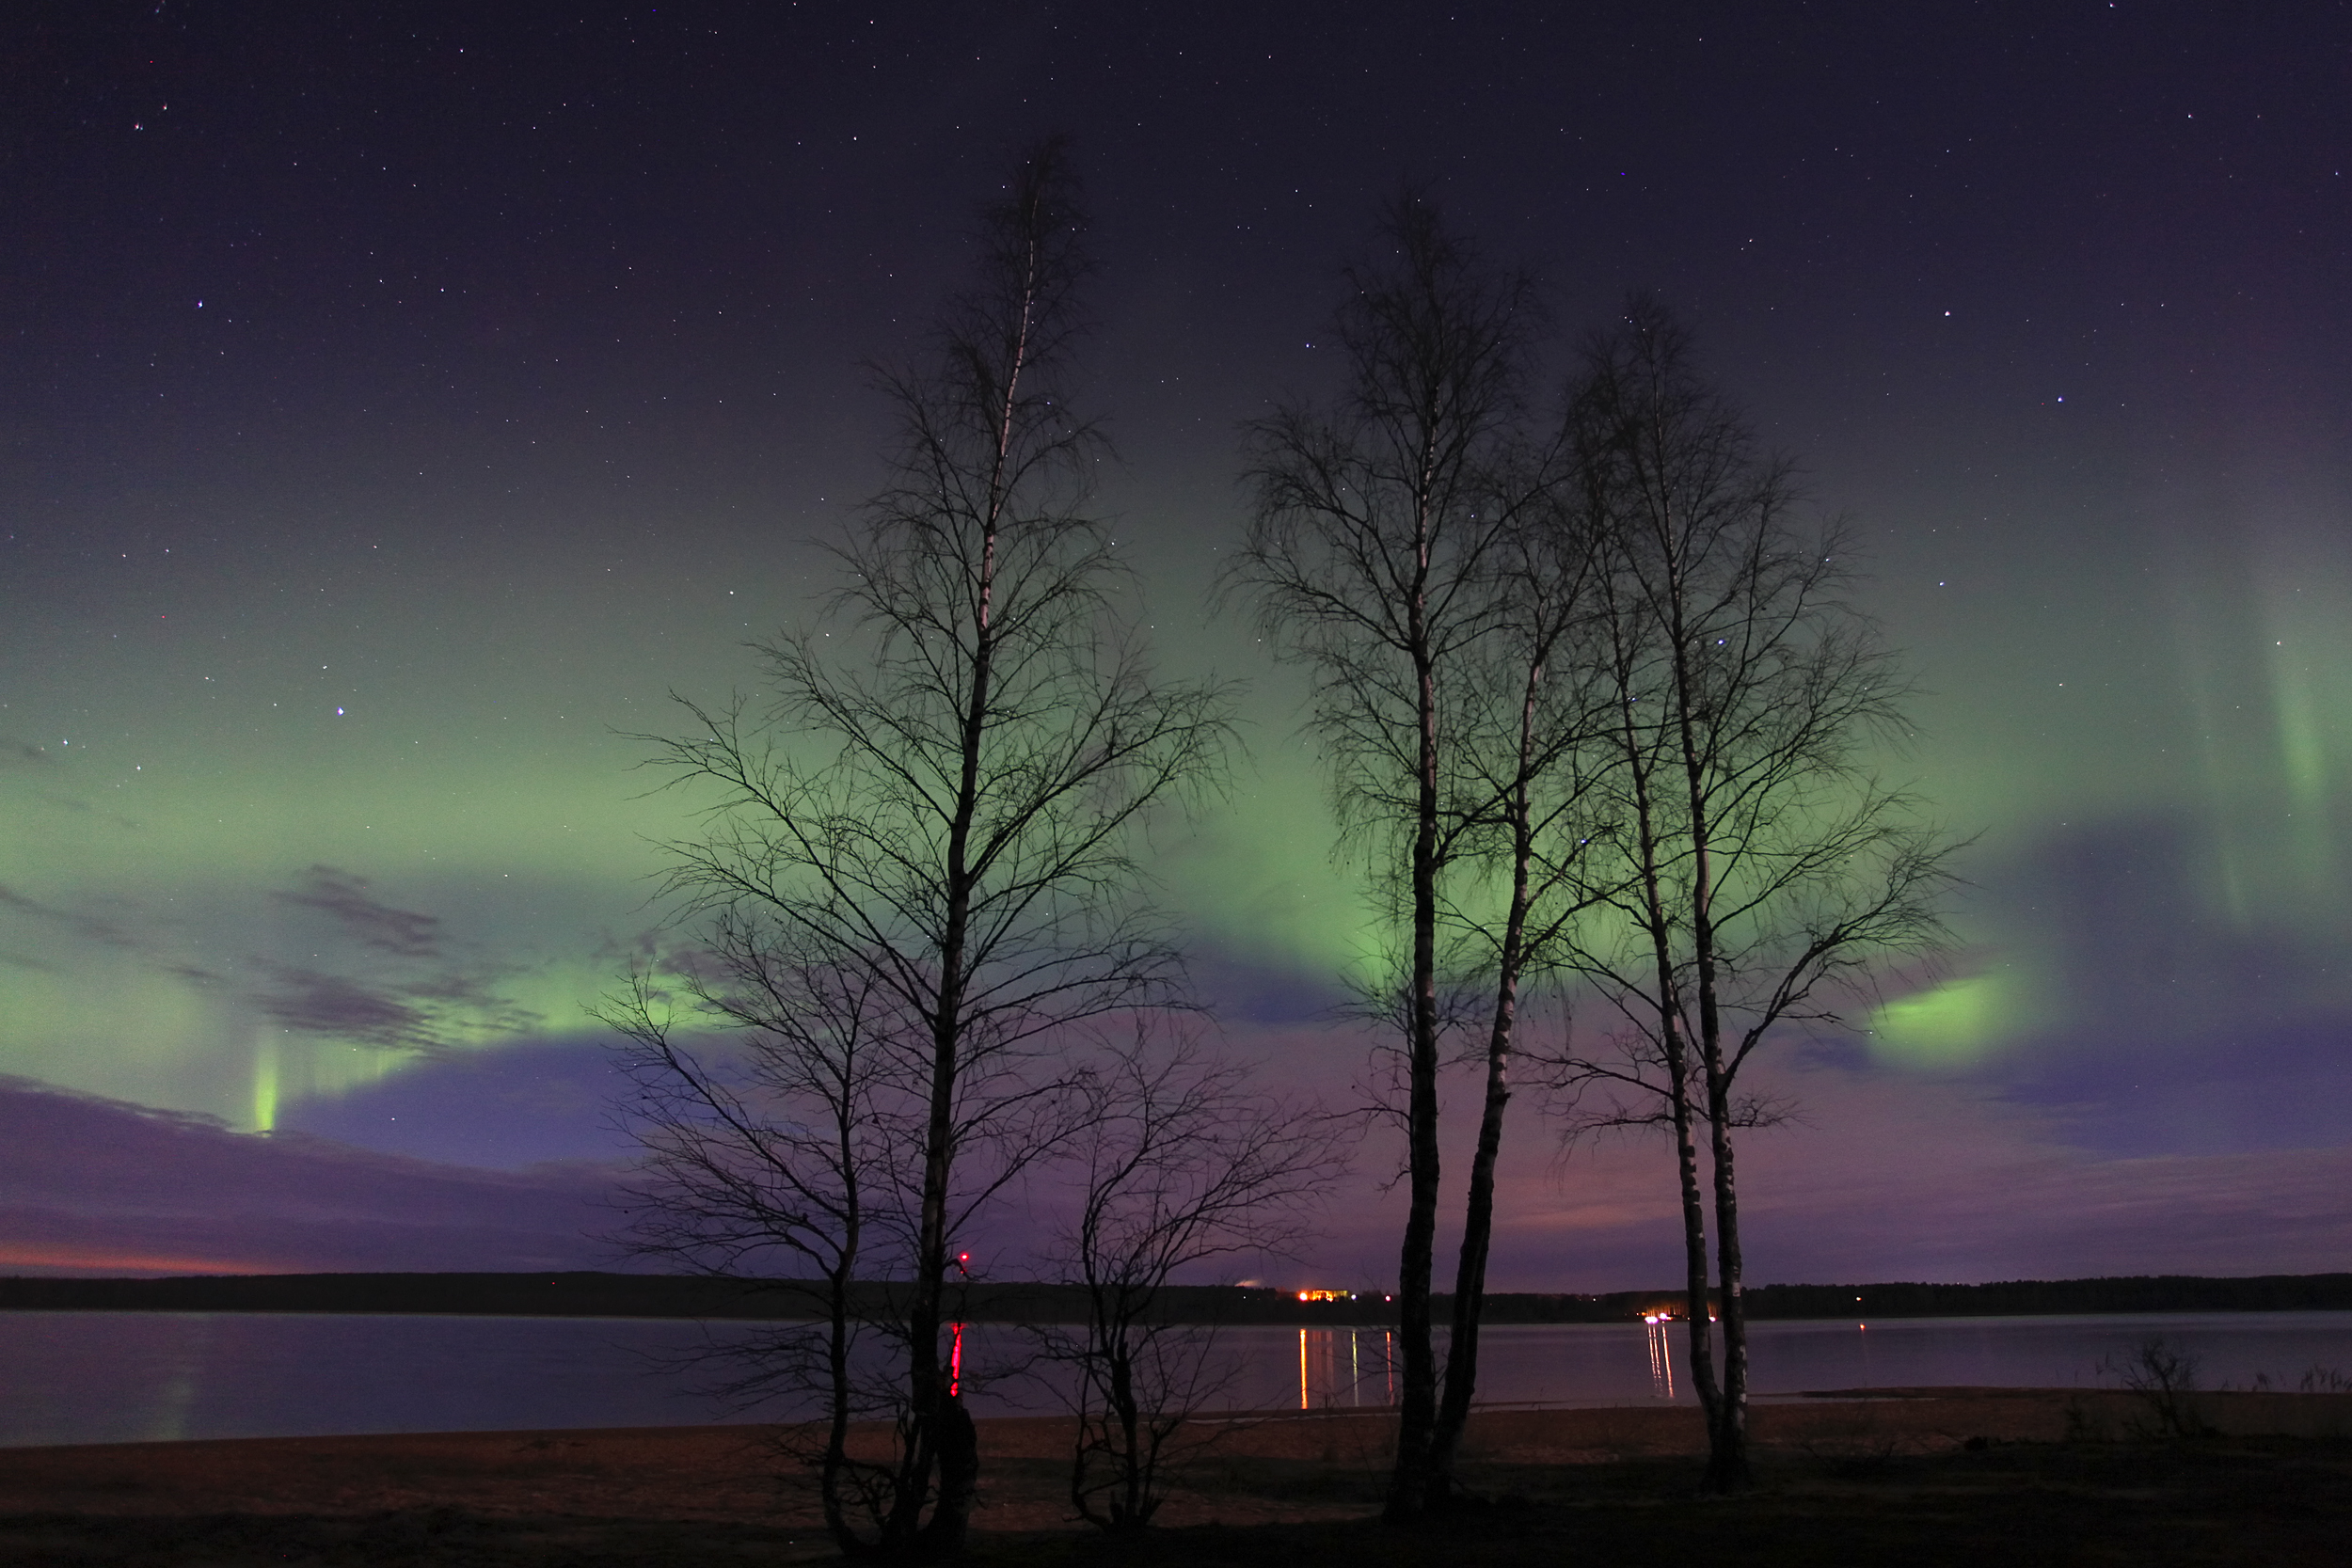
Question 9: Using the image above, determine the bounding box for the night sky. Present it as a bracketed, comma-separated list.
[6, 2, 2350, 1286]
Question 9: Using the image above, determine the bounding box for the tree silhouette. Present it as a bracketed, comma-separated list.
[1557, 298, 1959, 1493]
[1229, 197, 1545, 1519]
[618, 138, 1231, 1559]
[1424, 478, 1618, 1500]
[1041, 1026, 1346, 1531]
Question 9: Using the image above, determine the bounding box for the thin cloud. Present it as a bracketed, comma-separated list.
[247, 868, 544, 1052]
[0, 884, 139, 949]
[248, 962, 544, 1054]
[252, 964, 440, 1050]
[274, 865, 442, 958]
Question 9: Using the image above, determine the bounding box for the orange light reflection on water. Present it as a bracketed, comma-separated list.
[1646, 1319, 1677, 1400]
[1296, 1328, 1397, 1410]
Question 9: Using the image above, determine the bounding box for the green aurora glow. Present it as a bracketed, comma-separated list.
[9, 491, 2349, 1132]
[5, 3, 2347, 1204]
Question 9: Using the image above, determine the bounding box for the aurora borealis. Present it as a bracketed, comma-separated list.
[5, 3, 2349, 1282]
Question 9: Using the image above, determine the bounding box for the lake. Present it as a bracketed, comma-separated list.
[5, 1310, 2348, 1448]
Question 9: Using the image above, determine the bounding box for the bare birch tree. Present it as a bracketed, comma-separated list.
[622, 139, 1231, 1559]
[1229, 198, 1540, 1520]
[601, 913, 911, 1544]
[1042, 1027, 1347, 1531]
[1559, 299, 1958, 1493]
[1423, 488, 1618, 1499]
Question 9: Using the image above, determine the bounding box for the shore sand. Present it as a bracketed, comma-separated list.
[3, 1389, 2345, 1563]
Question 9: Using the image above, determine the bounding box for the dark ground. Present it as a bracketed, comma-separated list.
[1, 1394, 2345, 1565]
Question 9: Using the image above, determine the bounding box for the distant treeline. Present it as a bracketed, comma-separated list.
[1, 1270, 2345, 1322]
[1746, 1274, 2352, 1319]
[0, 1272, 1622, 1323]
[0, 1273, 1362, 1323]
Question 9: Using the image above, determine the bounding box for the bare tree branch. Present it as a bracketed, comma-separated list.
[1223, 195, 1568, 1519]
[1034, 1023, 1350, 1531]
[1549, 297, 1963, 1495]
[612, 138, 1232, 1561]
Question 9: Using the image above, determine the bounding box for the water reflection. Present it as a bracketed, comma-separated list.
[1645, 1319, 1676, 1400]
[146, 1314, 215, 1443]
[1296, 1328, 1396, 1409]
[6, 1310, 2348, 1446]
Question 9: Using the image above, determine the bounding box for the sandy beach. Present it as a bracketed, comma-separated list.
[2, 1390, 2346, 1564]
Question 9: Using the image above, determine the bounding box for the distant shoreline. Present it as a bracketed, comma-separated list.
[2, 1271, 2347, 1323]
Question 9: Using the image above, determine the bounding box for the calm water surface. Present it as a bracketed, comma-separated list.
[5, 1310, 2348, 1447]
